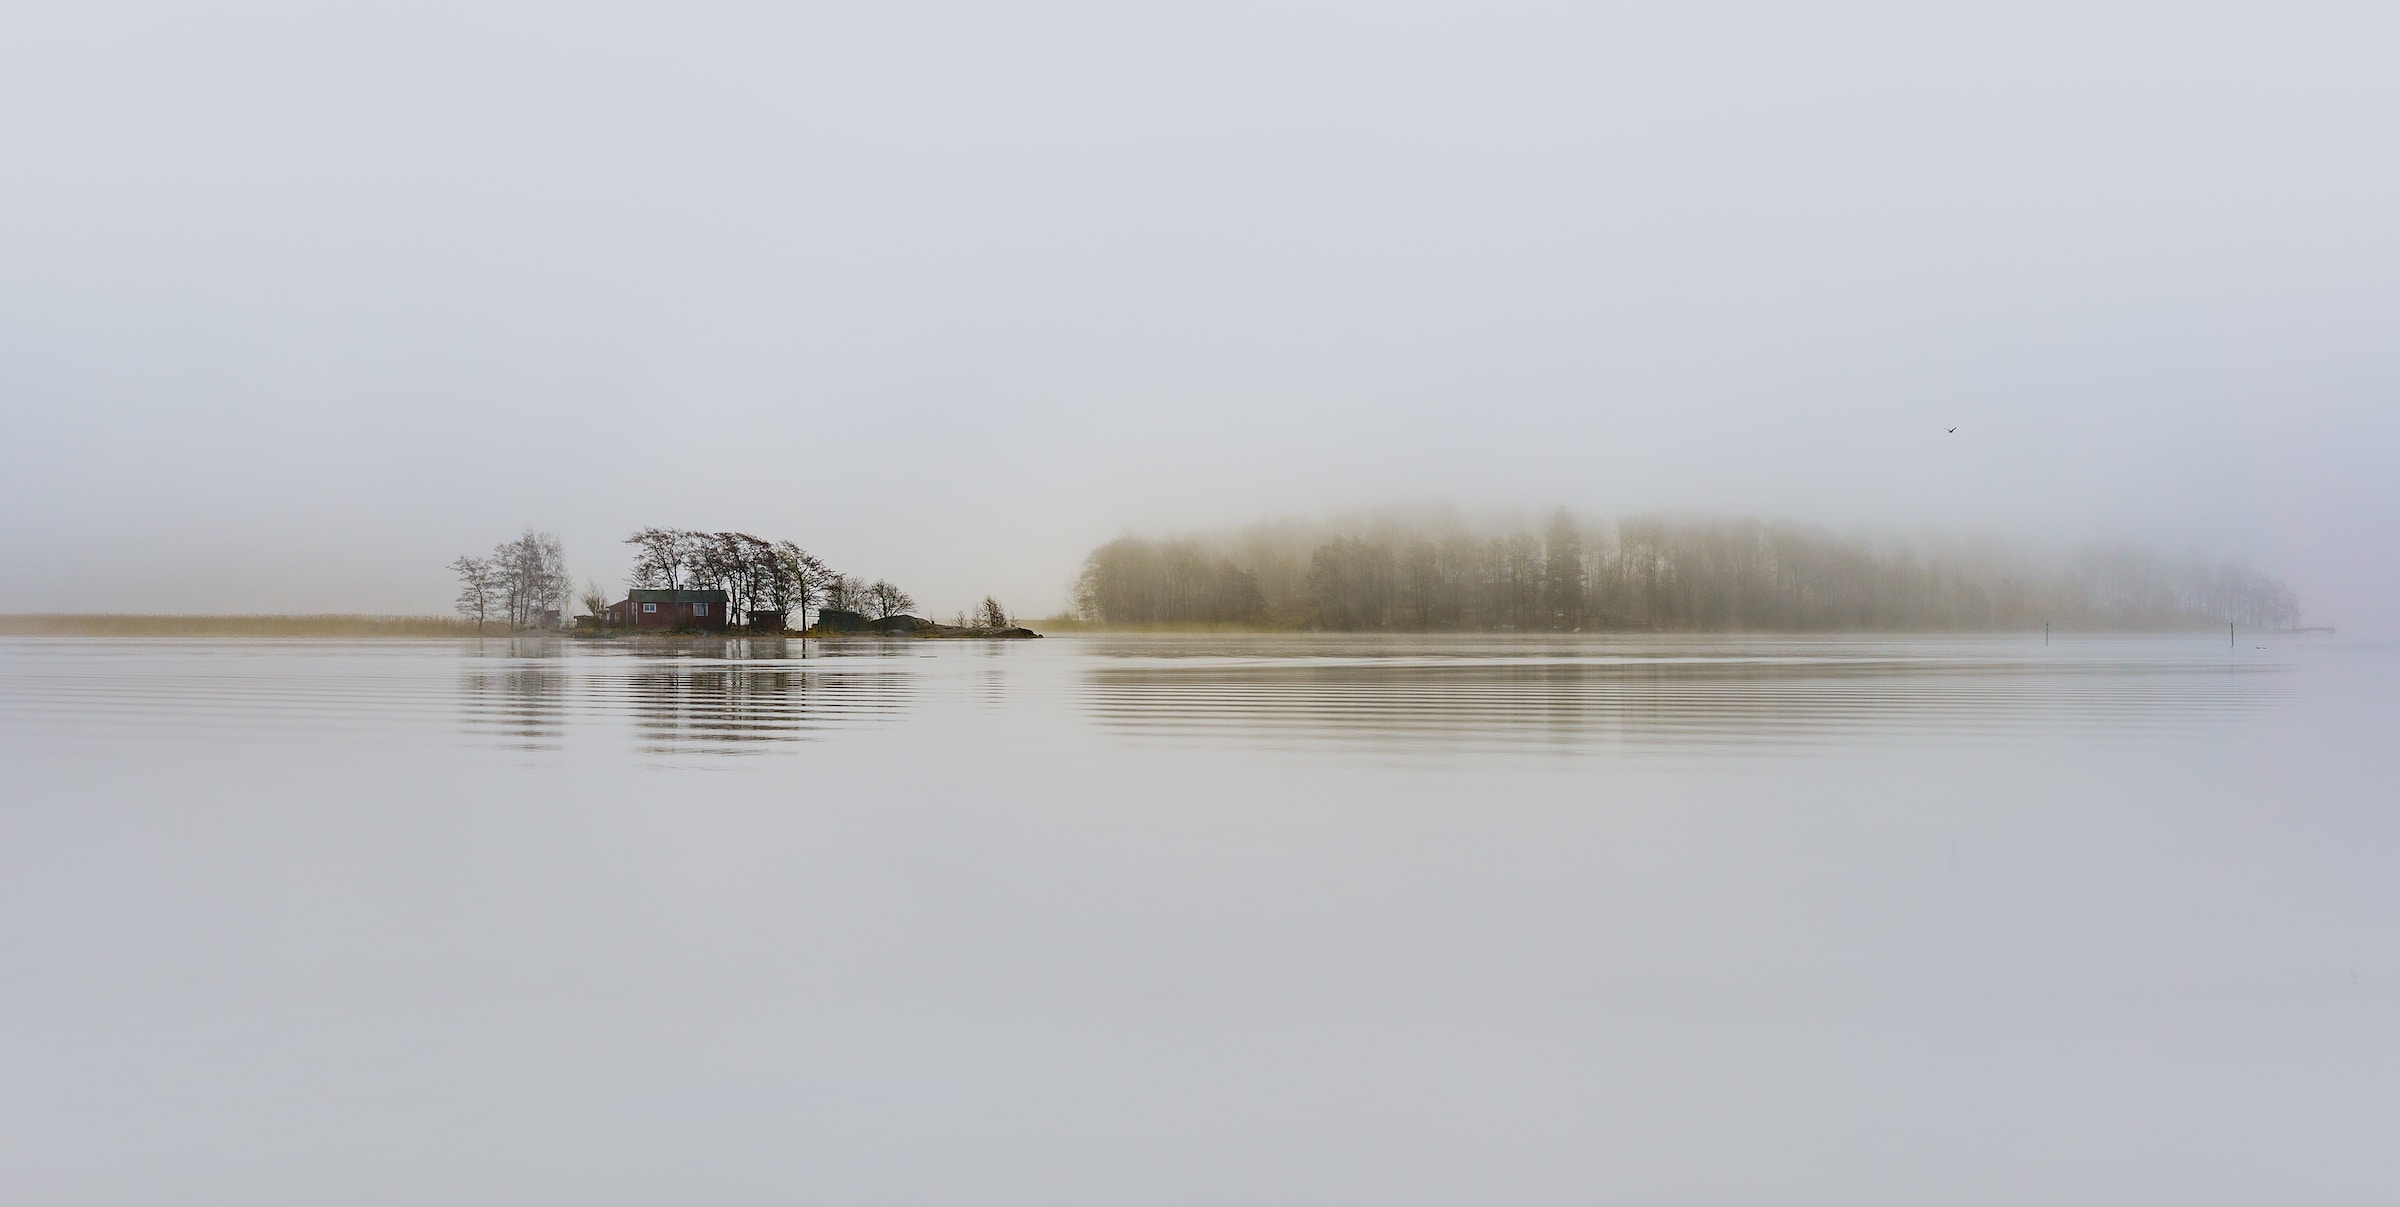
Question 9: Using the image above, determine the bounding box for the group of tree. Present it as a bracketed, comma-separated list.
[944, 596, 1019, 629]
[1073, 537, 1266, 626]
[1073, 510, 2304, 632]
[623, 528, 915, 622]
[451, 530, 571, 630]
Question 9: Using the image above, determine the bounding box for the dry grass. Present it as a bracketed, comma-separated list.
[0, 614, 496, 638]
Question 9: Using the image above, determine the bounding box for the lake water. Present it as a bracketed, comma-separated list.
[3, 634, 2394, 1204]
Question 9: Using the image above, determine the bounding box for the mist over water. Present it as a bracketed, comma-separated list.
[1071, 510, 2307, 632]
[5, 1, 2398, 1200]
[3, 3, 2396, 628]
[5, 634, 2395, 1203]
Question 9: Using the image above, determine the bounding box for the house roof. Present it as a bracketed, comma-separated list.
[624, 589, 729, 603]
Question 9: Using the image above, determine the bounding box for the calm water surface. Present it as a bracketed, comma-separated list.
[2, 634, 2393, 1204]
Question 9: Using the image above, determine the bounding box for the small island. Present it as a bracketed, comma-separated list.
[584, 589, 1036, 639]
[802, 608, 1040, 640]
[449, 528, 1039, 639]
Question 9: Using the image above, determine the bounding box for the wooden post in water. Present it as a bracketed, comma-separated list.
[2044, 621, 2049, 646]
[2230, 622, 2235, 648]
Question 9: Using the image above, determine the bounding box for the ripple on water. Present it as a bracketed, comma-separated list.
[0, 635, 2294, 762]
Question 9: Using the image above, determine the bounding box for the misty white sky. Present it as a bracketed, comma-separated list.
[3, 1, 2394, 626]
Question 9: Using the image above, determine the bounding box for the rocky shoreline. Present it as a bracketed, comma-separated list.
[805, 615, 1041, 639]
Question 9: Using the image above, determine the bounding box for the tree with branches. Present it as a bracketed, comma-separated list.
[767, 540, 830, 624]
[450, 556, 500, 630]
[451, 529, 570, 630]
[623, 528, 699, 590]
[493, 530, 570, 628]
[824, 574, 868, 614]
[865, 580, 916, 619]
[615, 527, 862, 628]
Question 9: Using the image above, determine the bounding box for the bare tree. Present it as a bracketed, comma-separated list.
[578, 579, 610, 622]
[450, 556, 499, 631]
[1542, 508, 1586, 630]
[688, 532, 763, 621]
[1074, 537, 1262, 625]
[766, 540, 830, 623]
[623, 528, 698, 589]
[824, 574, 868, 614]
[617, 528, 849, 627]
[865, 579, 916, 619]
[976, 596, 1011, 629]
[490, 530, 570, 628]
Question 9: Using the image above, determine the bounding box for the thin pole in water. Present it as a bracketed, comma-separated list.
[2044, 621, 2049, 646]
[2231, 622, 2236, 648]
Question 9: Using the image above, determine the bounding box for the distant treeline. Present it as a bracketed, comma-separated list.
[1073, 511, 2302, 632]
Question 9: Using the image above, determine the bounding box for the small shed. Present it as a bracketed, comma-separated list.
[605, 589, 731, 631]
[814, 608, 867, 632]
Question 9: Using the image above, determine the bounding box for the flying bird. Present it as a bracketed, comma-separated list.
[1947, 427, 1957, 433]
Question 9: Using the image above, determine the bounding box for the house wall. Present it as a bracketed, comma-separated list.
[606, 595, 732, 630]
[629, 601, 729, 630]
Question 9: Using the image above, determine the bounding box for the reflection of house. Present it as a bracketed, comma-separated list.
[604, 589, 730, 630]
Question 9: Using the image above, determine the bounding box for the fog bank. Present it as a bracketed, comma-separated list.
[1073, 509, 2303, 632]
[3, 2, 2393, 631]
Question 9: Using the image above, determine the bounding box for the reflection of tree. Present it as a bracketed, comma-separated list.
[1083, 652, 2283, 754]
[621, 666, 910, 755]
[455, 638, 913, 758]
[460, 664, 567, 750]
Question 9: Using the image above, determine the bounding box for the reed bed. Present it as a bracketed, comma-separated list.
[0, 614, 495, 638]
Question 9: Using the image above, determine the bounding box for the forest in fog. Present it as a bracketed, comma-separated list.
[1073, 511, 2303, 632]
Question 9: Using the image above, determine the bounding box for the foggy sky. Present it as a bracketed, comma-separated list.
[4, 2, 2394, 628]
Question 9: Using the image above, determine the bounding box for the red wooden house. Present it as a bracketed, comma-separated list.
[604, 589, 731, 631]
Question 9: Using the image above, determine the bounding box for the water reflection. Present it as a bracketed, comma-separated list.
[1081, 640, 2290, 753]
[610, 665, 910, 756]
[0, 635, 2295, 764]
[596, 639, 912, 755]
[459, 665, 567, 751]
